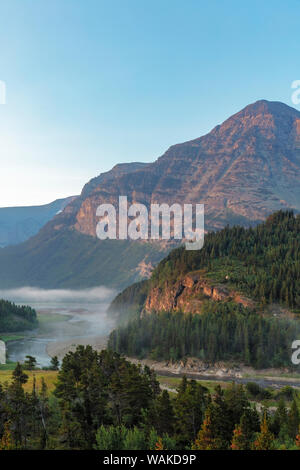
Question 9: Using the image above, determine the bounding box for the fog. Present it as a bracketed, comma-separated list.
[1, 286, 118, 367]
[0, 286, 115, 305]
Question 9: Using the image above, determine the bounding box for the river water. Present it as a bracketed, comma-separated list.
[0, 287, 117, 367]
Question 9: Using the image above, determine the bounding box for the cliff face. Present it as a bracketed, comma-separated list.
[144, 273, 255, 314]
[58, 99, 300, 237]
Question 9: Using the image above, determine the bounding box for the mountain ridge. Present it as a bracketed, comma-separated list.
[0, 196, 77, 247]
[0, 100, 299, 289]
[70, 99, 300, 237]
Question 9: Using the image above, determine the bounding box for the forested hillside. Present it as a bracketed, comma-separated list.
[109, 210, 300, 318]
[0, 299, 38, 332]
[150, 210, 300, 309]
[108, 211, 300, 367]
[109, 302, 300, 368]
[107, 280, 150, 323]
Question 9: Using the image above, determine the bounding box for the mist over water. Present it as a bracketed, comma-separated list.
[0, 286, 115, 305]
[1, 286, 117, 367]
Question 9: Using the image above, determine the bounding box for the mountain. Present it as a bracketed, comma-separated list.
[71, 100, 300, 236]
[0, 196, 77, 247]
[0, 163, 167, 290]
[0, 100, 299, 290]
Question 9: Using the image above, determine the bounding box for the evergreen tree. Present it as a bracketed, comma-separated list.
[155, 390, 175, 436]
[192, 410, 219, 450]
[238, 408, 260, 449]
[287, 399, 299, 440]
[270, 398, 288, 438]
[231, 425, 248, 450]
[174, 379, 209, 446]
[0, 421, 14, 450]
[253, 413, 274, 450]
[50, 356, 60, 371]
[12, 362, 28, 385]
[24, 355, 37, 370]
[295, 425, 300, 448]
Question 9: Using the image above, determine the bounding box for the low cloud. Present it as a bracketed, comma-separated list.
[0, 286, 116, 304]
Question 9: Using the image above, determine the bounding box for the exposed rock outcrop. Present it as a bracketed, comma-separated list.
[144, 272, 255, 314]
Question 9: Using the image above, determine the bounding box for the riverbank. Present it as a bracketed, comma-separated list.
[46, 335, 107, 359]
[6, 304, 114, 367]
[127, 357, 300, 390]
[43, 336, 300, 390]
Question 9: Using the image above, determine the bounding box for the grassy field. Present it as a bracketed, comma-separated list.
[0, 362, 17, 371]
[0, 369, 58, 393]
[0, 369, 227, 395]
[0, 369, 281, 402]
[36, 312, 70, 324]
[0, 334, 25, 342]
[157, 375, 230, 394]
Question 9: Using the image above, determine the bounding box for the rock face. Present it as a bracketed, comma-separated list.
[0, 340, 6, 364]
[144, 273, 255, 314]
[55, 100, 300, 236]
[44, 162, 149, 235]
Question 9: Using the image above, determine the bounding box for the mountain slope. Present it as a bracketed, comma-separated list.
[108, 210, 300, 319]
[0, 196, 76, 247]
[0, 100, 299, 290]
[0, 230, 166, 289]
[108, 211, 300, 368]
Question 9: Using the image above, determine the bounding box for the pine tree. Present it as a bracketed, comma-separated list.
[24, 355, 37, 370]
[174, 379, 208, 446]
[192, 410, 219, 450]
[155, 437, 164, 450]
[295, 425, 300, 448]
[12, 362, 28, 385]
[253, 413, 274, 450]
[288, 399, 299, 439]
[50, 356, 60, 371]
[271, 398, 288, 438]
[8, 363, 30, 448]
[231, 425, 247, 450]
[155, 390, 175, 435]
[239, 408, 260, 449]
[0, 421, 14, 450]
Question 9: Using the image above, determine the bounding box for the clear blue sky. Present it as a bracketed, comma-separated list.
[0, 0, 299, 206]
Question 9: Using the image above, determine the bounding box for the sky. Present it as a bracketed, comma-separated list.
[0, 0, 300, 206]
